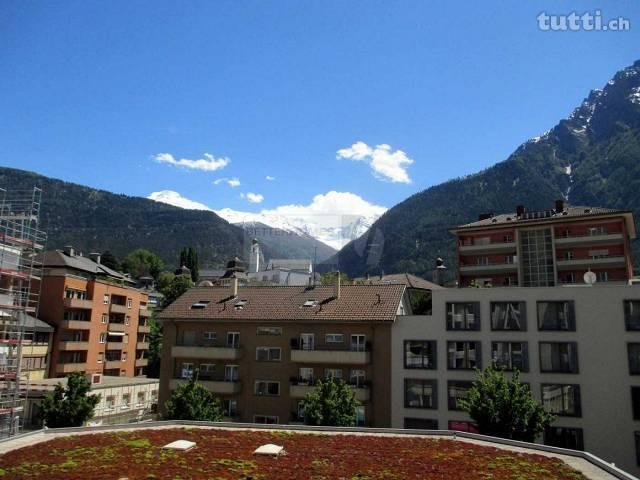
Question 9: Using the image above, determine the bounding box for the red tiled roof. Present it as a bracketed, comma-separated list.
[157, 284, 406, 323]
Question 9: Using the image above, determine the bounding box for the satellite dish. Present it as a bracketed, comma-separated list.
[583, 270, 597, 285]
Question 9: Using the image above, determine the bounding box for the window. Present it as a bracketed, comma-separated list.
[448, 421, 479, 433]
[632, 387, 640, 420]
[447, 341, 480, 370]
[324, 368, 343, 380]
[103, 294, 109, 304]
[254, 415, 278, 424]
[125, 316, 130, 326]
[629, 344, 640, 374]
[223, 399, 237, 417]
[105, 395, 115, 410]
[541, 384, 581, 417]
[446, 303, 480, 330]
[121, 352, 127, 362]
[151, 390, 158, 401]
[544, 427, 584, 450]
[520, 228, 555, 287]
[404, 418, 438, 429]
[539, 342, 578, 373]
[537, 301, 575, 331]
[490, 302, 526, 330]
[254, 381, 280, 396]
[180, 363, 194, 379]
[226, 332, 240, 348]
[199, 363, 215, 379]
[299, 333, 314, 350]
[404, 379, 437, 409]
[256, 347, 281, 362]
[625, 301, 640, 331]
[356, 406, 365, 427]
[136, 391, 145, 406]
[204, 331, 217, 341]
[225, 365, 239, 382]
[99, 332, 106, 343]
[404, 340, 437, 369]
[349, 369, 366, 387]
[491, 342, 528, 372]
[97, 352, 104, 363]
[325, 333, 344, 344]
[101, 314, 108, 324]
[298, 367, 314, 384]
[447, 381, 473, 410]
[127, 298, 132, 308]
[350, 334, 366, 352]
[596, 271, 609, 282]
[121, 393, 130, 409]
[257, 327, 282, 336]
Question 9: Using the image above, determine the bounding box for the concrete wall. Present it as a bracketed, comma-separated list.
[391, 284, 640, 475]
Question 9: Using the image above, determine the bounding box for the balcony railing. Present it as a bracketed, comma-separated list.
[554, 232, 624, 246]
[110, 303, 128, 314]
[138, 324, 151, 333]
[106, 341, 124, 350]
[136, 342, 150, 350]
[135, 358, 149, 367]
[171, 344, 243, 360]
[63, 298, 94, 310]
[169, 378, 242, 394]
[55, 362, 86, 373]
[459, 240, 516, 254]
[290, 343, 371, 365]
[58, 341, 89, 351]
[139, 307, 151, 317]
[289, 380, 370, 401]
[107, 323, 126, 332]
[60, 320, 92, 330]
[556, 255, 626, 270]
[459, 261, 517, 274]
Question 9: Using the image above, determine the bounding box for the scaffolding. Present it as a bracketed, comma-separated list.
[0, 187, 46, 437]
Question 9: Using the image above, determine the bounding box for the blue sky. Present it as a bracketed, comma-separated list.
[1, 0, 639, 218]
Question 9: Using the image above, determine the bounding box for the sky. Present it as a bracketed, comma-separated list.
[1, 0, 639, 222]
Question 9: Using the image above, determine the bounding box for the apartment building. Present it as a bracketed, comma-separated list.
[38, 247, 151, 378]
[451, 200, 635, 287]
[391, 284, 640, 475]
[158, 281, 409, 427]
[20, 315, 53, 380]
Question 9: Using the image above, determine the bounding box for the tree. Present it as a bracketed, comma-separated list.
[320, 271, 351, 286]
[121, 248, 164, 280]
[458, 365, 555, 442]
[164, 371, 223, 421]
[302, 376, 360, 426]
[39, 372, 101, 428]
[146, 314, 162, 378]
[179, 246, 199, 283]
[100, 250, 120, 271]
[160, 274, 194, 307]
[156, 271, 175, 292]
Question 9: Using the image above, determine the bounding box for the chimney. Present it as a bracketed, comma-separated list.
[434, 257, 447, 286]
[555, 199, 565, 213]
[231, 276, 239, 297]
[89, 252, 101, 264]
[62, 245, 75, 257]
[516, 205, 525, 217]
[334, 271, 341, 299]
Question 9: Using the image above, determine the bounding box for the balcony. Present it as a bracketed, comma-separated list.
[63, 298, 94, 310]
[22, 344, 49, 356]
[171, 345, 242, 360]
[459, 261, 518, 275]
[290, 349, 370, 365]
[554, 232, 624, 247]
[110, 303, 128, 314]
[107, 323, 126, 333]
[135, 358, 148, 367]
[55, 362, 86, 374]
[58, 341, 89, 351]
[169, 378, 242, 394]
[459, 241, 516, 254]
[136, 342, 150, 350]
[290, 382, 370, 401]
[104, 360, 122, 369]
[139, 307, 151, 318]
[556, 255, 627, 270]
[60, 320, 92, 330]
[138, 324, 151, 333]
[106, 341, 124, 350]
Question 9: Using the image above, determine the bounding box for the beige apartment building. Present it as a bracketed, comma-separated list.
[158, 281, 408, 427]
[38, 247, 151, 378]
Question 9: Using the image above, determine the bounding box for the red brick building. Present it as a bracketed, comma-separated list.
[450, 201, 636, 287]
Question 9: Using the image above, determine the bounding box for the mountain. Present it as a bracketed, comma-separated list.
[330, 60, 640, 279]
[0, 168, 326, 268]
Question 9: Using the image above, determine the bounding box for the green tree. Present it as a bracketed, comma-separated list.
[458, 365, 555, 442]
[160, 274, 194, 306]
[146, 314, 162, 378]
[156, 271, 175, 292]
[302, 376, 360, 426]
[320, 271, 351, 286]
[39, 372, 101, 428]
[164, 371, 223, 421]
[179, 246, 199, 283]
[100, 250, 120, 271]
[121, 248, 164, 280]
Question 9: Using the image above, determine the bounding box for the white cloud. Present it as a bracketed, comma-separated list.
[153, 152, 230, 172]
[213, 177, 241, 187]
[147, 191, 212, 211]
[241, 192, 264, 204]
[265, 175, 276, 181]
[336, 141, 413, 183]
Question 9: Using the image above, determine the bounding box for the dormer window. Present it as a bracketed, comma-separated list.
[191, 300, 210, 310]
[235, 300, 248, 310]
[303, 300, 318, 308]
